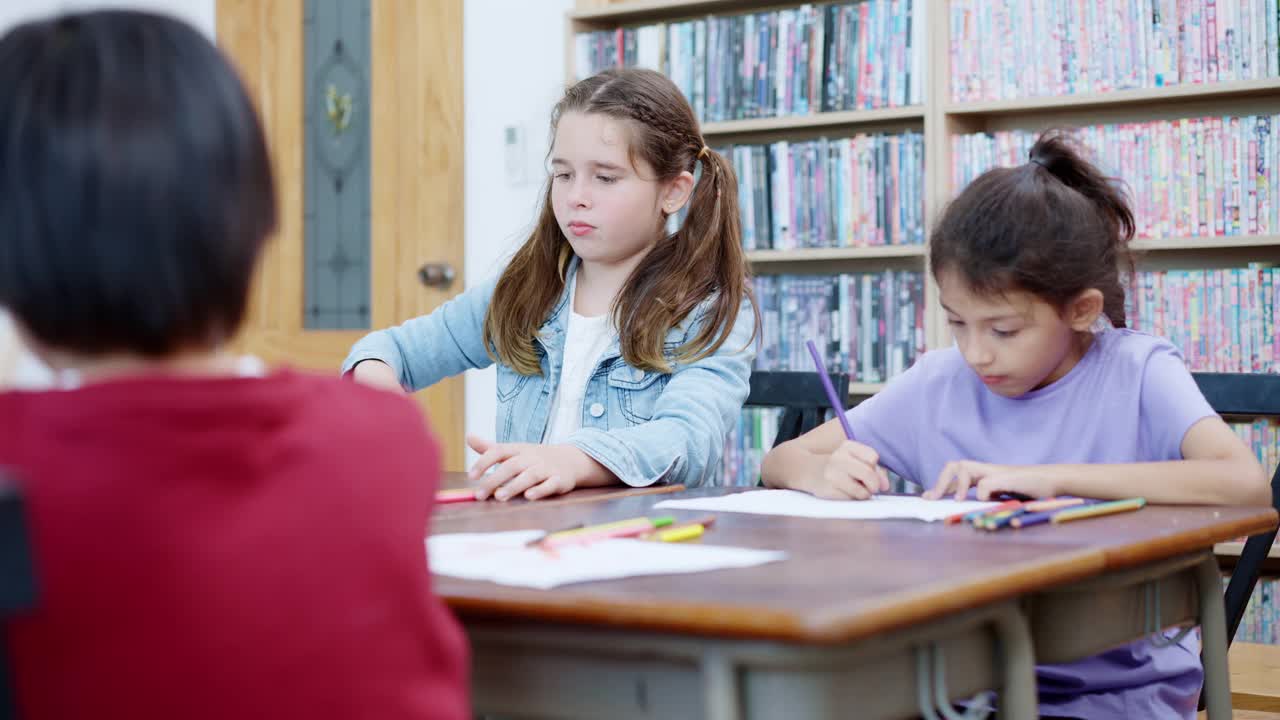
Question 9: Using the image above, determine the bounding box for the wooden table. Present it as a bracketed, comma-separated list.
[434, 471, 686, 517]
[430, 488, 1277, 719]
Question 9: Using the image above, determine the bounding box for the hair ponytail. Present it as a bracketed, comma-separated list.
[930, 129, 1134, 329]
[616, 145, 753, 369]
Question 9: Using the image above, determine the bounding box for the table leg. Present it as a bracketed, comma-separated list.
[992, 605, 1038, 719]
[1196, 553, 1233, 719]
[702, 649, 742, 720]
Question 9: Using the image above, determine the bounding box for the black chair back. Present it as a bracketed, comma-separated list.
[745, 370, 851, 446]
[1191, 373, 1280, 647]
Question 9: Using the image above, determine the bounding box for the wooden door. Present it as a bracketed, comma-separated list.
[216, 0, 466, 469]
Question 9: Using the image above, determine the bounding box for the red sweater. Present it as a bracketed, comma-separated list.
[0, 371, 468, 719]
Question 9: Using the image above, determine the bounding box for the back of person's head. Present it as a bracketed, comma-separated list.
[485, 67, 754, 374]
[0, 10, 276, 358]
[929, 131, 1134, 328]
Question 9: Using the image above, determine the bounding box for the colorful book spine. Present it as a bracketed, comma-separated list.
[951, 0, 1280, 102]
[751, 271, 925, 383]
[952, 114, 1280, 242]
[578, 2, 922, 122]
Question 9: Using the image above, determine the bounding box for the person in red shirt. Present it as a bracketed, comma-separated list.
[0, 10, 469, 719]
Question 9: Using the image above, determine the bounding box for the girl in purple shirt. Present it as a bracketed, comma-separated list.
[762, 132, 1270, 718]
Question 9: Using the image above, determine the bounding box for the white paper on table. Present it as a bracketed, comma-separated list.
[428, 530, 787, 590]
[654, 489, 998, 522]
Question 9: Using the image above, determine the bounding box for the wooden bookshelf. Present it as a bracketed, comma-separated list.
[570, 0, 1280, 430]
[945, 77, 1280, 117]
[1215, 541, 1280, 559]
[567, 0, 1280, 318]
[927, 5, 1280, 348]
[746, 245, 926, 264]
[571, 0, 780, 23]
[1133, 235, 1280, 252]
[702, 106, 925, 137]
[1216, 539, 1280, 567]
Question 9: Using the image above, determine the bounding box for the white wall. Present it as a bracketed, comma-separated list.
[0, 0, 214, 38]
[462, 0, 572, 462]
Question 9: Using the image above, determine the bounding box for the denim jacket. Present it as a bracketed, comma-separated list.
[341, 260, 756, 488]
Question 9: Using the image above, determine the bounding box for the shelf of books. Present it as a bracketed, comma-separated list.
[570, 0, 1280, 505]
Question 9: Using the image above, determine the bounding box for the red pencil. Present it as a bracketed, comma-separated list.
[435, 488, 478, 504]
[943, 499, 1022, 525]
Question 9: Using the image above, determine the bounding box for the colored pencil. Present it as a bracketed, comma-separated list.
[1023, 497, 1087, 513]
[1051, 498, 1146, 524]
[944, 499, 1021, 525]
[806, 340, 854, 439]
[642, 515, 717, 540]
[436, 488, 478, 504]
[524, 523, 585, 547]
[1009, 510, 1058, 528]
[652, 524, 705, 542]
[542, 516, 676, 548]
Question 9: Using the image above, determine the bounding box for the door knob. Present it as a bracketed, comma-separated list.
[418, 263, 455, 289]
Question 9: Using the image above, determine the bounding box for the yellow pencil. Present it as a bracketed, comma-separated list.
[653, 524, 705, 542]
[1050, 497, 1146, 524]
[544, 516, 653, 540]
[642, 515, 716, 541]
[1024, 497, 1087, 513]
[536, 517, 677, 549]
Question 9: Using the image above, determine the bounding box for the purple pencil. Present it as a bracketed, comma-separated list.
[805, 339, 854, 439]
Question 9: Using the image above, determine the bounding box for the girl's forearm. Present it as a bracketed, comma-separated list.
[1042, 459, 1270, 506]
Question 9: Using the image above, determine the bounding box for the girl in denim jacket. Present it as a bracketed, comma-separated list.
[344, 68, 758, 500]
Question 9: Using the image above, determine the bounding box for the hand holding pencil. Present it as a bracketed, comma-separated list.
[809, 440, 891, 501]
[803, 340, 890, 501]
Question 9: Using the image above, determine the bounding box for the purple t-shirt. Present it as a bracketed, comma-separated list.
[847, 328, 1216, 719]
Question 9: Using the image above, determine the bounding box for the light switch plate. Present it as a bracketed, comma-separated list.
[504, 125, 527, 187]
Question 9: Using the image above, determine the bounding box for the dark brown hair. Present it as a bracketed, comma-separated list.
[0, 10, 276, 356]
[929, 130, 1135, 327]
[482, 67, 756, 374]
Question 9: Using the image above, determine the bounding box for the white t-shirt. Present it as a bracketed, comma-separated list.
[543, 277, 617, 445]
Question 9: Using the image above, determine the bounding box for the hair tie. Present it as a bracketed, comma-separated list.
[697, 145, 710, 161]
[1029, 157, 1049, 169]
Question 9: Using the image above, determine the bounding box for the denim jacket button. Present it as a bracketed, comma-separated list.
[589, 402, 605, 418]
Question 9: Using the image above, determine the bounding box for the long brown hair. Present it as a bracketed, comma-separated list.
[482, 68, 757, 375]
[929, 130, 1135, 327]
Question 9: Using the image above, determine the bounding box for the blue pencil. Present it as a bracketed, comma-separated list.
[1005, 499, 1106, 529]
[1008, 510, 1056, 528]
